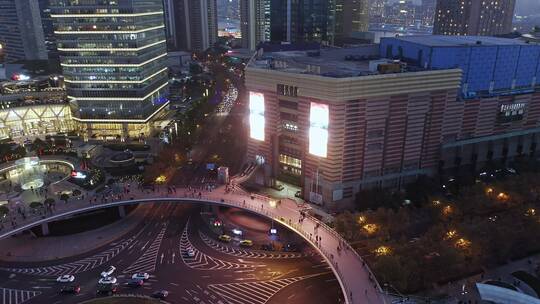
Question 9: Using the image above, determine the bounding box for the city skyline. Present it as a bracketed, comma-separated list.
[1, 2, 540, 304]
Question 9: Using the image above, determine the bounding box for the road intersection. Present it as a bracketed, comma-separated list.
[0, 204, 343, 304]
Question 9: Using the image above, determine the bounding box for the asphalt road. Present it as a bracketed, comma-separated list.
[0, 203, 343, 304]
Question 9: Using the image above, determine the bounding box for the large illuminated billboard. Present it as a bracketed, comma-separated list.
[309, 102, 329, 157]
[249, 92, 265, 141]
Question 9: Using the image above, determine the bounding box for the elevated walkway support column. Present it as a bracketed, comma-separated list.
[118, 205, 126, 218]
[41, 222, 49, 236]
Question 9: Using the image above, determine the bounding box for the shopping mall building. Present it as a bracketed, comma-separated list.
[0, 77, 73, 139]
[245, 36, 540, 206]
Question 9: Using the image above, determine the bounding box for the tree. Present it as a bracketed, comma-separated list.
[60, 193, 69, 204]
[372, 255, 412, 292]
[44, 198, 55, 208]
[32, 138, 50, 154]
[404, 175, 438, 207]
[355, 188, 402, 211]
[29, 201, 42, 209]
[0, 205, 8, 217]
[189, 62, 203, 75]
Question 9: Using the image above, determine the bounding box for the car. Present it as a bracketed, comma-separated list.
[100, 266, 116, 278]
[97, 283, 118, 296]
[125, 278, 144, 288]
[98, 277, 117, 284]
[60, 284, 80, 294]
[295, 191, 302, 198]
[240, 240, 253, 247]
[186, 248, 195, 257]
[131, 273, 150, 280]
[56, 275, 75, 283]
[218, 234, 231, 242]
[151, 290, 169, 299]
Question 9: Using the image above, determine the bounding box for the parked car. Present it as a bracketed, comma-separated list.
[60, 284, 80, 294]
[186, 248, 195, 257]
[151, 290, 169, 299]
[56, 275, 75, 283]
[131, 272, 150, 280]
[218, 234, 231, 242]
[100, 266, 116, 278]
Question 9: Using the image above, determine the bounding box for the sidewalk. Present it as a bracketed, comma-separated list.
[0, 203, 151, 262]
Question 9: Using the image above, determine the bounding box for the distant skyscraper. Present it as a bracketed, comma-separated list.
[38, 0, 58, 59]
[162, 0, 178, 49]
[434, 0, 516, 36]
[166, 0, 218, 51]
[420, 0, 436, 27]
[0, 0, 47, 62]
[50, 0, 169, 138]
[269, 0, 335, 44]
[334, 0, 369, 42]
[240, 0, 268, 50]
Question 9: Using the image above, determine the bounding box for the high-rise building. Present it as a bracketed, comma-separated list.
[420, 0, 436, 27]
[162, 0, 177, 49]
[240, 0, 269, 50]
[433, 0, 516, 36]
[50, 0, 169, 138]
[165, 0, 218, 51]
[334, 0, 369, 42]
[269, 0, 335, 44]
[0, 0, 47, 62]
[38, 0, 58, 60]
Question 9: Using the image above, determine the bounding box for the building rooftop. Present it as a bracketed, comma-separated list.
[389, 35, 531, 47]
[248, 45, 414, 78]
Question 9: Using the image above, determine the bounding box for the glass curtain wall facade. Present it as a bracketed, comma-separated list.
[50, 0, 169, 130]
[269, 0, 334, 44]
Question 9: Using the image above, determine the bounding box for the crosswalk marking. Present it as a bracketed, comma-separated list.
[1, 231, 142, 277]
[180, 220, 261, 271]
[0, 288, 40, 304]
[199, 231, 307, 259]
[122, 223, 167, 274]
[208, 273, 327, 304]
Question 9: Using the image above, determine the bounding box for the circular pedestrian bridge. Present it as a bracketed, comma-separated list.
[0, 187, 386, 304]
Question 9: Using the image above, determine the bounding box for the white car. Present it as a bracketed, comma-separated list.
[100, 266, 116, 278]
[132, 273, 150, 280]
[98, 277, 117, 284]
[186, 248, 195, 257]
[56, 275, 75, 283]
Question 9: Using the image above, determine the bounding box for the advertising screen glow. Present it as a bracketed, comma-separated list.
[309, 102, 329, 157]
[249, 92, 265, 141]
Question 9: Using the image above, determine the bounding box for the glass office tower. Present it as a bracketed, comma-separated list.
[50, 0, 169, 138]
[269, 0, 334, 44]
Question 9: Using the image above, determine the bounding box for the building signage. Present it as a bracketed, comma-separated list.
[309, 102, 329, 157]
[249, 92, 265, 141]
[499, 102, 526, 122]
[277, 84, 298, 97]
